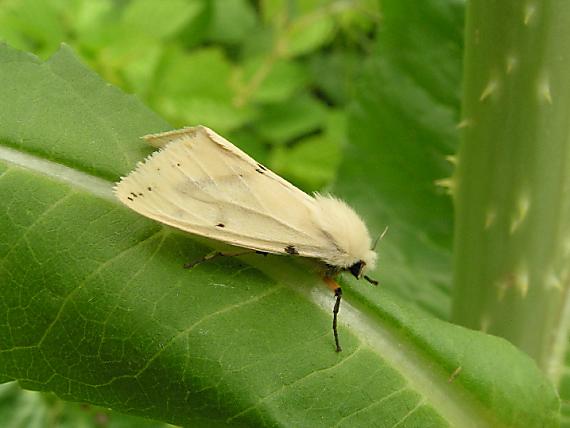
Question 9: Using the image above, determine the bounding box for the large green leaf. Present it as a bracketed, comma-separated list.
[0, 43, 559, 426]
[335, 0, 465, 319]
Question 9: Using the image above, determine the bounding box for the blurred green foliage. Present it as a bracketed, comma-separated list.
[0, 382, 171, 428]
[0, 0, 379, 192]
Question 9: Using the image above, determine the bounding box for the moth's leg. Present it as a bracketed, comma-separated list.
[325, 264, 341, 278]
[184, 250, 261, 269]
[332, 288, 343, 353]
[323, 276, 343, 352]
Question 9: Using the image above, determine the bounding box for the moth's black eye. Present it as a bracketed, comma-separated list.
[349, 261, 365, 279]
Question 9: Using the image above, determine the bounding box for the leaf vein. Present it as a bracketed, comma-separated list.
[0, 189, 75, 264]
[332, 386, 410, 427]
[36, 230, 165, 347]
[131, 285, 284, 379]
[226, 345, 363, 423]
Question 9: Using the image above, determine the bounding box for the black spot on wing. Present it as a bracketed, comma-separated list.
[216, 223, 225, 228]
[257, 163, 267, 171]
[285, 245, 299, 255]
[256, 168, 265, 174]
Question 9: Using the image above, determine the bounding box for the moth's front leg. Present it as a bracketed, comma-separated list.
[323, 276, 343, 353]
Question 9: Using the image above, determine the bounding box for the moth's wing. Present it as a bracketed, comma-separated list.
[115, 126, 331, 257]
[144, 127, 194, 149]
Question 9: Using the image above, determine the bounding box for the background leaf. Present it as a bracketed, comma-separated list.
[206, 0, 257, 44]
[0, 382, 169, 428]
[335, 0, 464, 319]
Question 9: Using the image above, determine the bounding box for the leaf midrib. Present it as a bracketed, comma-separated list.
[0, 144, 114, 201]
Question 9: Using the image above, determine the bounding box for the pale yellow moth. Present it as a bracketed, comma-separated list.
[114, 126, 379, 351]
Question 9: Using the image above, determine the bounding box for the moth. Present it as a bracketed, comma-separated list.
[114, 126, 379, 352]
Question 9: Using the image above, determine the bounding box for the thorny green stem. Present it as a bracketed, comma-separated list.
[452, 1, 570, 385]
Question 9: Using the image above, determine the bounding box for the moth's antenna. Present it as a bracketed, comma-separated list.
[364, 275, 379, 286]
[371, 225, 389, 250]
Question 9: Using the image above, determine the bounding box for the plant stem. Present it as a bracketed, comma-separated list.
[452, 0, 570, 383]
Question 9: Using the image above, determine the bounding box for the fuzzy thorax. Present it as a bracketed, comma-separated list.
[311, 194, 377, 273]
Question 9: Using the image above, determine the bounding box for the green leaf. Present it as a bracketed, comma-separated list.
[259, 0, 286, 24]
[94, 33, 163, 94]
[177, 0, 212, 48]
[119, 41, 163, 96]
[0, 43, 560, 427]
[67, 0, 120, 55]
[240, 58, 309, 104]
[0, 44, 169, 182]
[269, 111, 345, 192]
[156, 96, 253, 133]
[122, 0, 203, 40]
[259, 1, 337, 57]
[309, 50, 362, 106]
[284, 12, 335, 57]
[154, 47, 232, 101]
[206, 0, 257, 44]
[151, 47, 253, 129]
[255, 94, 327, 144]
[336, 0, 380, 37]
[0, 0, 65, 57]
[66, 0, 115, 46]
[334, 0, 464, 318]
[222, 128, 269, 167]
[0, 382, 169, 428]
[270, 134, 340, 192]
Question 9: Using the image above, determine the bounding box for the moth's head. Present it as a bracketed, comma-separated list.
[348, 249, 377, 280]
[349, 260, 366, 279]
